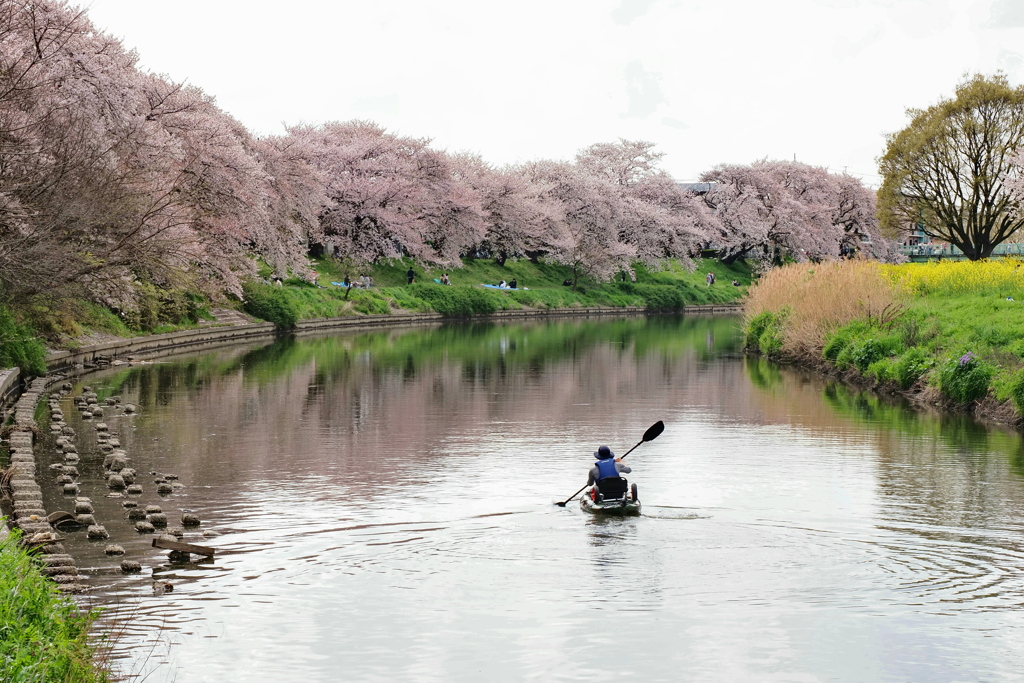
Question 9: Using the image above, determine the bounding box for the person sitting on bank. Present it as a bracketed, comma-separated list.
[441, 273, 451, 285]
[498, 279, 507, 288]
[509, 278, 517, 289]
[587, 445, 631, 490]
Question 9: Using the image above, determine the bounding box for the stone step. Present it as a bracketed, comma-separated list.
[199, 307, 255, 327]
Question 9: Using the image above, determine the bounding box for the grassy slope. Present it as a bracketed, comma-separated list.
[3, 257, 750, 365]
[744, 260, 1024, 414]
[291, 256, 752, 320]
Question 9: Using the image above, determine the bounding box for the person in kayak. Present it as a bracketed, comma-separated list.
[587, 445, 631, 487]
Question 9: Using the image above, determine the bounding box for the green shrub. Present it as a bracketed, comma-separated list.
[866, 357, 895, 383]
[938, 352, 994, 404]
[121, 280, 199, 331]
[853, 340, 880, 372]
[822, 329, 852, 362]
[1010, 368, 1024, 415]
[745, 309, 788, 356]
[242, 281, 299, 329]
[638, 284, 686, 311]
[0, 306, 46, 375]
[745, 311, 776, 351]
[835, 343, 855, 371]
[849, 336, 904, 373]
[758, 321, 785, 356]
[893, 348, 932, 389]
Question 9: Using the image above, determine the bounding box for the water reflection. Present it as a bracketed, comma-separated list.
[30, 314, 1024, 682]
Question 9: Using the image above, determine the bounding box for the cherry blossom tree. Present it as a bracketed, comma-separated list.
[283, 121, 485, 268]
[0, 0, 317, 309]
[575, 139, 666, 187]
[525, 160, 634, 288]
[699, 160, 893, 266]
[577, 140, 709, 270]
[449, 154, 551, 265]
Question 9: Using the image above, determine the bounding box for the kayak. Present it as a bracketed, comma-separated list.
[580, 491, 641, 516]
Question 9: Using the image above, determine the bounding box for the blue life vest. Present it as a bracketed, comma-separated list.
[595, 458, 620, 481]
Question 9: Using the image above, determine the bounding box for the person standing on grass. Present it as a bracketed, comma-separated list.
[407, 267, 415, 285]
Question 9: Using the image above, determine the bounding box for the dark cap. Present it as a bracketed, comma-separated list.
[594, 446, 614, 459]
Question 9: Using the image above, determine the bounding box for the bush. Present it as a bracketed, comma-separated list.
[849, 336, 904, 373]
[835, 343, 855, 371]
[121, 281, 199, 331]
[850, 340, 872, 368]
[757, 317, 785, 356]
[1010, 368, 1024, 415]
[0, 306, 46, 375]
[938, 351, 994, 404]
[893, 348, 932, 389]
[867, 357, 895, 383]
[822, 329, 852, 362]
[637, 284, 686, 311]
[242, 281, 299, 329]
[745, 311, 776, 351]
[744, 309, 787, 356]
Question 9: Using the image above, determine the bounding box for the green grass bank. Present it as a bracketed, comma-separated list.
[0, 530, 109, 682]
[0, 258, 750, 373]
[743, 259, 1024, 423]
[243, 256, 751, 328]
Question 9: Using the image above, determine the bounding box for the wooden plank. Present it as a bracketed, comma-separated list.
[151, 537, 215, 556]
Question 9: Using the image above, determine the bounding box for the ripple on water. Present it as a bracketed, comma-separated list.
[56, 319, 1024, 683]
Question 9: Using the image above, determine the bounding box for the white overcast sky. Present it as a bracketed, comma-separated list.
[85, 0, 1024, 185]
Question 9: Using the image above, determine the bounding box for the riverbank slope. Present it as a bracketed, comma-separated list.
[743, 259, 1024, 427]
[0, 529, 109, 682]
[1, 256, 751, 376]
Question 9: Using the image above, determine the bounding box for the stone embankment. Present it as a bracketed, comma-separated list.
[46, 304, 740, 373]
[1, 376, 85, 591]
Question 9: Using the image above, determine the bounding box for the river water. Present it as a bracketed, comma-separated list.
[36, 315, 1024, 682]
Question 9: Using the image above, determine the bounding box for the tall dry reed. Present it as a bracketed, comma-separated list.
[745, 260, 897, 357]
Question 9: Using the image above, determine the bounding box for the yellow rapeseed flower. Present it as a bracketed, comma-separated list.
[882, 258, 1024, 297]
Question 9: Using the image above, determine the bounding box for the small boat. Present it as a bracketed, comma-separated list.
[580, 494, 641, 516]
[579, 478, 641, 516]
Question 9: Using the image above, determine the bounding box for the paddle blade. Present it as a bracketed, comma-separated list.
[642, 420, 665, 442]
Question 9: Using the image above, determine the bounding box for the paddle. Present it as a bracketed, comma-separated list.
[555, 420, 664, 507]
